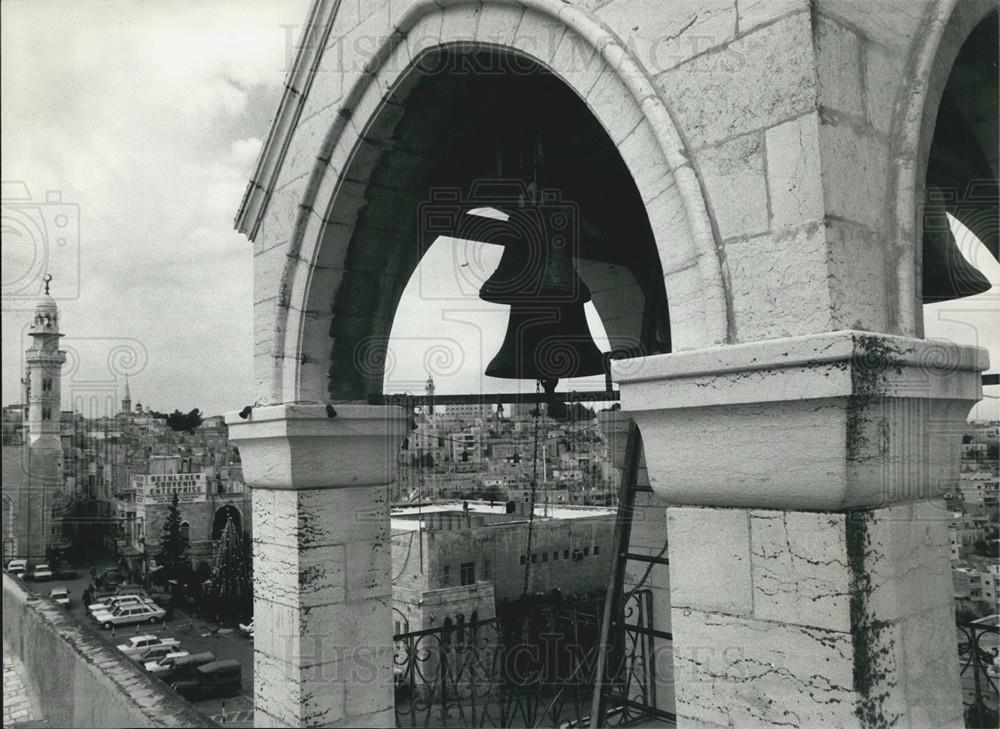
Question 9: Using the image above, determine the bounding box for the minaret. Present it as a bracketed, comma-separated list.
[21, 274, 67, 560]
[26, 275, 66, 443]
[425, 374, 435, 416]
[122, 375, 132, 416]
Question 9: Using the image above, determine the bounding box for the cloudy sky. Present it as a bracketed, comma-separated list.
[2, 0, 308, 417]
[1, 1, 996, 419]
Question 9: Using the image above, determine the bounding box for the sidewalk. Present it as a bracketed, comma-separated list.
[2, 641, 44, 728]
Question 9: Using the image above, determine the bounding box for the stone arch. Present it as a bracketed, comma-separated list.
[258, 0, 728, 404]
[212, 504, 242, 541]
[889, 0, 998, 336]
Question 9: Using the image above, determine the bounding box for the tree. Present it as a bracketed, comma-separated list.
[211, 516, 253, 622]
[157, 493, 190, 580]
[149, 408, 204, 433]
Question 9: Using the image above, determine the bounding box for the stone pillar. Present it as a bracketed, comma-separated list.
[613, 330, 986, 729]
[226, 404, 410, 728]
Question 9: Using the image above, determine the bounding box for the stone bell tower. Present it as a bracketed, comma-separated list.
[21, 275, 67, 560]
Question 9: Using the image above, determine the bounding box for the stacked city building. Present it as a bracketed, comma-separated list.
[1, 292, 249, 578]
[949, 420, 1000, 615]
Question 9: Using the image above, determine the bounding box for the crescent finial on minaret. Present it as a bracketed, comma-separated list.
[43, 273, 53, 295]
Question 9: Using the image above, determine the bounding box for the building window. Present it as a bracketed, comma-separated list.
[541, 552, 548, 563]
[563, 549, 570, 560]
[594, 545, 600, 555]
[443, 564, 450, 585]
[553, 551, 559, 561]
[583, 547, 590, 557]
[41, 407, 51, 421]
[180, 521, 190, 541]
[531, 554, 537, 564]
[519, 555, 526, 565]
[460, 562, 475, 586]
[483, 559, 491, 579]
[42, 378, 52, 392]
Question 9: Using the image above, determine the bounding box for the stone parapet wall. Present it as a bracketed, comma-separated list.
[2, 574, 212, 729]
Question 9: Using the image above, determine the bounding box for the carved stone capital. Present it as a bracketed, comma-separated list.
[225, 404, 411, 490]
[613, 330, 987, 510]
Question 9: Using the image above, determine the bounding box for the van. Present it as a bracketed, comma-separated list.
[171, 660, 241, 701]
[160, 651, 216, 680]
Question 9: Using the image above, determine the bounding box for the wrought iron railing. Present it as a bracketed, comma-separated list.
[393, 590, 669, 728]
[958, 616, 999, 729]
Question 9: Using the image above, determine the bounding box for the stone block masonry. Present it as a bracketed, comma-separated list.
[668, 503, 963, 729]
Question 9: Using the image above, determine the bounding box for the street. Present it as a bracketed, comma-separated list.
[27, 570, 255, 727]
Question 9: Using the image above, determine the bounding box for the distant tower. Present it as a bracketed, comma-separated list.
[21, 274, 67, 560]
[122, 375, 132, 415]
[426, 374, 435, 416]
[26, 276, 66, 444]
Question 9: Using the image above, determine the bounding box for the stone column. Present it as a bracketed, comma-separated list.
[226, 404, 409, 728]
[613, 330, 986, 729]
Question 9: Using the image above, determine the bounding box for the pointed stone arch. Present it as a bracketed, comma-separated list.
[242, 0, 728, 404]
[889, 0, 998, 335]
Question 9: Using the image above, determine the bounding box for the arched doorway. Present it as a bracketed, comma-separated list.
[212, 504, 241, 541]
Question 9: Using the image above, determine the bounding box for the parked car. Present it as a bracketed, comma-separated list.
[94, 601, 166, 629]
[95, 568, 125, 588]
[134, 644, 182, 664]
[151, 651, 215, 681]
[29, 564, 53, 581]
[53, 566, 79, 580]
[144, 651, 191, 675]
[112, 582, 144, 596]
[48, 586, 70, 607]
[89, 594, 149, 615]
[116, 634, 182, 660]
[238, 618, 254, 638]
[171, 660, 241, 701]
[5, 559, 27, 578]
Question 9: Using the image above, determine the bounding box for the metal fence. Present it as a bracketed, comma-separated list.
[958, 617, 999, 729]
[393, 589, 669, 729]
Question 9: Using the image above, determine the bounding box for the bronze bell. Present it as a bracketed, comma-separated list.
[480, 205, 605, 383]
[484, 304, 606, 381]
[922, 192, 991, 303]
[921, 95, 996, 303]
[479, 208, 591, 305]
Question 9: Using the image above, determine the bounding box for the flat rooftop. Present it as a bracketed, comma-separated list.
[390, 500, 616, 532]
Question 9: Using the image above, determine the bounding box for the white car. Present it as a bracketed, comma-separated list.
[144, 650, 190, 674]
[116, 634, 181, 660]
[6, 559, 27, 578]
[134, 644, 181, 663]
[89, 594, 147, 615]
[239, 618, 254, 638]
[94, 601, 166, 629]
[30, 563, 53, 581]
[49, 586, 70, 607]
